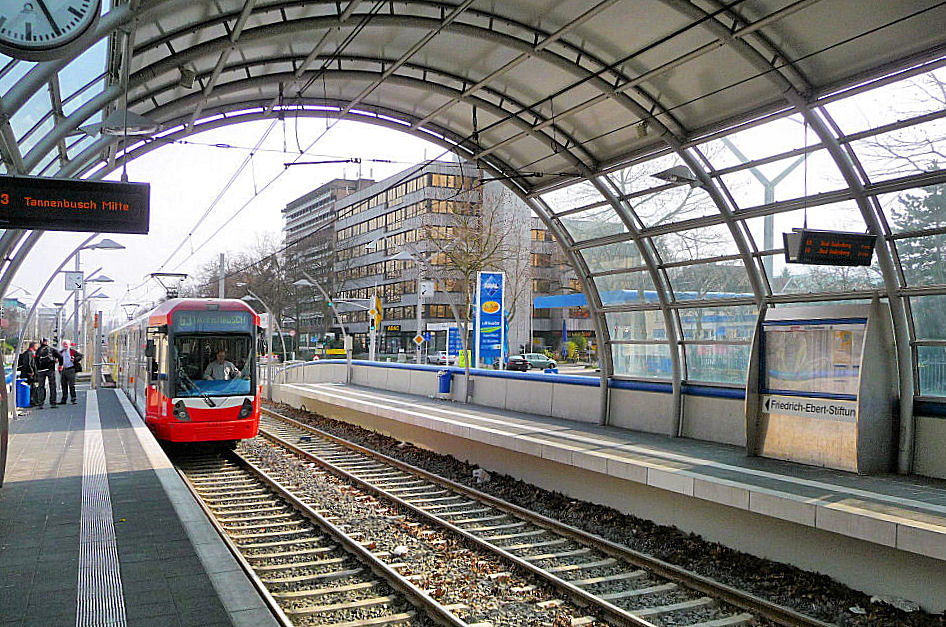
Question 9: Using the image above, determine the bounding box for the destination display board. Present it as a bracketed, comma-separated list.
[172, 311, 253, 333]
[0, 175, 150, 234]
[783, 229, 875, 266]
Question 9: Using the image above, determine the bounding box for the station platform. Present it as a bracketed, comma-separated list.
[0, 385, 279, 626]
[274, 381, 946, 612]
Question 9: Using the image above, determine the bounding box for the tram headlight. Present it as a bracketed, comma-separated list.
[173, 401, 191, 422]
[238, 398, 253, 419]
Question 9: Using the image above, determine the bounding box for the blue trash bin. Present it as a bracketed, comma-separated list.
[437, 369, 452, 397]
[16, 378, 30, 408]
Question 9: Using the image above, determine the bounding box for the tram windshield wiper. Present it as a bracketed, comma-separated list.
[178, 366, 217, 407]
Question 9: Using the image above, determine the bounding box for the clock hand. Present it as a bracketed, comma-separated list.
[35, 0, 61, 36]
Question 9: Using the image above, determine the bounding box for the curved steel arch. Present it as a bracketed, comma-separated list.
[669, 0, 916, 471]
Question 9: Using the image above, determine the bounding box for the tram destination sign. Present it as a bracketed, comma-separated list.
[0, 174, 150, 234]
[783, 228, 875, 266]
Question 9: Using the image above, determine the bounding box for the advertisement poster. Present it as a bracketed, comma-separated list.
[475, 271, 504, 367]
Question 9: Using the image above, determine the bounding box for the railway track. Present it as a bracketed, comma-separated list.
[257, 407, 836, 627]
[176, 452, 461, 626]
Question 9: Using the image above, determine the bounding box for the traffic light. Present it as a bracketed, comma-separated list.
[369, 317, 376, 331]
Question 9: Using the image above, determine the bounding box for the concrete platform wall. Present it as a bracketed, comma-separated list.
[274, 361, 943, 481]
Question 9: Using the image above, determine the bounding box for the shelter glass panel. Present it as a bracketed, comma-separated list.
[606, 153, 686, 197]
[593, 271, 657, 307]
[698, 113, 817, 170]
[877, 185, 946, 233]
[917, 345, 946, 397]
[582, 240, 643, 273]
[58, 40, 108, 106]
[666, 262, 754, 300]
[896, 233, 946, 286]
[561, 206, 627, 242]
[679, 306, 758, 341]
[685, 344, 750, 385]
[541, 183, 606, 214]
[822, 67, 946, 135]
[910, 295, 946, 341]
[612, 343, 672, 379]
[719, 150, 844, 209]
[607, 311, 665, 342]
[9, 88, 49, 146]
[627, 185, 719, 227]
[652, 223, 740, 261]
[848, 117, 946, 182]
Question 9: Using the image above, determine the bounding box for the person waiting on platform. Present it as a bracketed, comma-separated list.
[59, 341, 83, 405]
[203, 350, 239, 381]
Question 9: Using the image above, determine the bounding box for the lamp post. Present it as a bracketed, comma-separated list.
[238, 287, 288, 401]
[293, 272, 353, 383]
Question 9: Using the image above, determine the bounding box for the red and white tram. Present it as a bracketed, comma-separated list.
[109, 298, 261, 444]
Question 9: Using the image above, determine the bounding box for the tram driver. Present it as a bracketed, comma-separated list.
[203, 350, 240, 381]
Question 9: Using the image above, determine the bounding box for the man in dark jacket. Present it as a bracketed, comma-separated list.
[17, 342, 37, 406]
[34, 338, 61, 409]
[59, 340, 82, 405]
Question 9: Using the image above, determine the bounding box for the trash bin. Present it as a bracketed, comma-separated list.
[437, 369, 452, 399]
[15, 378, 31, 408]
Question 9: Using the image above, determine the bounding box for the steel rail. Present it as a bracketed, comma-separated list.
[256, 419, 644, 627]
[181, 450, 469, 627]
[176, 463, 294, 627]
[261, 406, 836, 627]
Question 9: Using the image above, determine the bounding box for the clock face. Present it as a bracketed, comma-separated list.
[0, 0, 101, 61]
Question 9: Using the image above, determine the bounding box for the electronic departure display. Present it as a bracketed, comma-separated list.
[783, 228, 876, 266]
[0, 174, 150, 234]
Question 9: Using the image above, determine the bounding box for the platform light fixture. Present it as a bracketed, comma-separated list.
[651, 165, 701, 187]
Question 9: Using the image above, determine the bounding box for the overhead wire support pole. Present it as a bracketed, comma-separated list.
[297, 270, 352, 384]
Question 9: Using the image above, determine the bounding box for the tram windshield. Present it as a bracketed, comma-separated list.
[174, 334, 254, 397]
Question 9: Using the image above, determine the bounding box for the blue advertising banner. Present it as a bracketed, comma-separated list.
[475, 271, 504, 367]
[447, 327, 463, 356]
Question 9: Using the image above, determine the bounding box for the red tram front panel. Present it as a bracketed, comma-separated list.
[113, 299, 262, 444]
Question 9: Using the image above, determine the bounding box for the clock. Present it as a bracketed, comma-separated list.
[0, 0, 102, 62]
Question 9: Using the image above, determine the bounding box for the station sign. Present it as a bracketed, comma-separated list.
[762, 394, 857, 423]
[0, 174, 150, 234]
[64, 271, 84, 291]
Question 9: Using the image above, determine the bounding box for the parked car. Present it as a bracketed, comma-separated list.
[427, 350, 455, 365]
[506, 353, 557, 371]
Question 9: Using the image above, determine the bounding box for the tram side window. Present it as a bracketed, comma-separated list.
[173, 335, 254, 397]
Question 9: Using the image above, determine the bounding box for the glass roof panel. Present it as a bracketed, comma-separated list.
[606, 153, 685, 197]
[651, 223, 741, 261]
[0, 57, 35, 95]
[628, 185, 719, 228]
[8, 87, 49, 147]
[720, 149, 845, 210]
[822, 66, 946, 135]
[540, 182, 607, 214]
[847, 116, 946, 183]
[560, 207, 627, 242]
[698, 113, 816, 169]
[58, 39, 108, 106]
[581, 239, 643, 274]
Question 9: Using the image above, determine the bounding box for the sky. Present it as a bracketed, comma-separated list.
[15, 118, 448, 324]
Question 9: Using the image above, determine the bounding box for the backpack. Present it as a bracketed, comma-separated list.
[37, 346, 56, 370]
[73, 351, 83, 373]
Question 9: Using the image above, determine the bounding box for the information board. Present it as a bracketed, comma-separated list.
[762, 320, 866, 396]
[0, 175, 150, 234]
[784, 229, 875, 266]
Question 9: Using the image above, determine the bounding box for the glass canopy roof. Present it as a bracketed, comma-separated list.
[2, 0, 946, 401]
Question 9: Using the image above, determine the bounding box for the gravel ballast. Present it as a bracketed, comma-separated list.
[266, 402, 946, 627]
